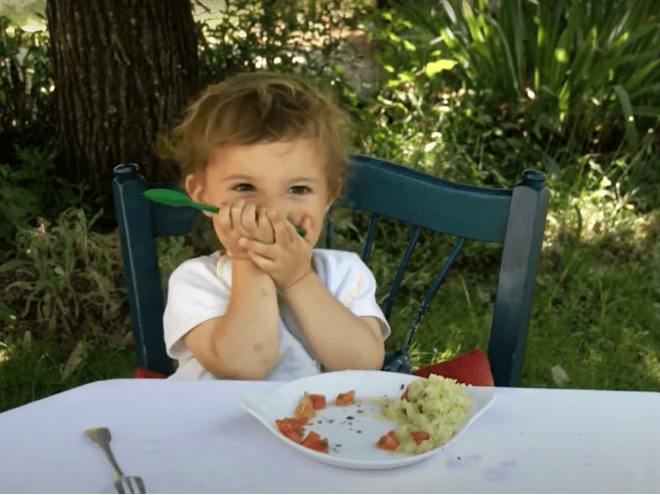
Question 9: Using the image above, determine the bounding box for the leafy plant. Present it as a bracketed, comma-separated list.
[0, 15, 54, 136]
[1, 208, 127, 345]
[390, 0, 660, 156]
[0, 145, 92, 239]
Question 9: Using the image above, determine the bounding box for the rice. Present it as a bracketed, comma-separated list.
[381, 374, 472, 454]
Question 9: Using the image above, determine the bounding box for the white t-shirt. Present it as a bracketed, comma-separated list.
[163, 248, 391, 381]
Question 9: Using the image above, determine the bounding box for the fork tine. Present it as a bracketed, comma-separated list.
[118, 477, 146, 494]
[114, 480, 126, 494]
[133, 477, 147, 494]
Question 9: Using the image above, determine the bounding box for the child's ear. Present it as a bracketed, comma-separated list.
[185, 173, 213, 218]
[324, 186, 340, 213]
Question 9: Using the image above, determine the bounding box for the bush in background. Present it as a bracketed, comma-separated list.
[0, 15, 54, 146]
[365, 0, 660, 187]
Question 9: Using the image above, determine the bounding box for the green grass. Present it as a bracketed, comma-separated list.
[0, 336, 134, 412]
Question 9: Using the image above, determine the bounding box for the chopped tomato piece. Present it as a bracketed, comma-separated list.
[301, 431, 329, 453]
[410, 430, 430, 445]
[295, 395, 316, 424]
[275, 418, 303, 443]
[307, 393, 326, 410]
[335, 390, 355, 406]
[376, 430, 399, 451]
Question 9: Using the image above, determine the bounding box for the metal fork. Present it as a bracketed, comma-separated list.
[85, 427, 146, 494]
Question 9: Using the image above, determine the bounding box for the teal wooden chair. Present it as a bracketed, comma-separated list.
[112, 155, 549, 386]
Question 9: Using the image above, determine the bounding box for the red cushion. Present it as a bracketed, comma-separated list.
[135, 367, 167, 379]
[413, 348, 494, 386]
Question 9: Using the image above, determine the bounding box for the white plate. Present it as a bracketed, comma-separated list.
[239, 370, 495, 470]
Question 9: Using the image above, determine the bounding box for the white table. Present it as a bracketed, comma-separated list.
[0, 378, 658, 493]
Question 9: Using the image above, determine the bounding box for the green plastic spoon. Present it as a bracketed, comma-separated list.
[143, 188, 306, 237]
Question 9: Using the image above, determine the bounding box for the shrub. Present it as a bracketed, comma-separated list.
[0, 15, 54, 140]
[0, 145, 92, 240]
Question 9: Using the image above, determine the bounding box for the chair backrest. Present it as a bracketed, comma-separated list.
[112, 155, 549, 385]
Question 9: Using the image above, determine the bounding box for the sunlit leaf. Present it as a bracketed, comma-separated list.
[424, 59, 456, 77]
[613, 84, 639, 149]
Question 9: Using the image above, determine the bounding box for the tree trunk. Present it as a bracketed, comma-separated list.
[46, 0, 199, 201]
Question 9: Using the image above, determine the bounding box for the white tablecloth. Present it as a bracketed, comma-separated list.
[0, 378, 658, 493]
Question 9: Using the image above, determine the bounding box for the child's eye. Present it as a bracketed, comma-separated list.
[290, 186, 311, 195]
[233, 183, 255, 192]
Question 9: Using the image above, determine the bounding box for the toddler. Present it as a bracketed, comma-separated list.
[161, 72, 391, 380]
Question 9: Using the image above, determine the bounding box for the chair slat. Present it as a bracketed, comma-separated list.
[324, 219, 334, 249]
[402, 237, 466, 348]
[384, 226, 421, 320]
[361, 213, 380, 265]
[340, 156, 513, 242]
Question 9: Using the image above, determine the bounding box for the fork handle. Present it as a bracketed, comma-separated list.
[85, 428, 125, 479]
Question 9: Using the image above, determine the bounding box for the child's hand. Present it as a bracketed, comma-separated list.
[213, 200, 274, 259]
[238, 210, 314, 290]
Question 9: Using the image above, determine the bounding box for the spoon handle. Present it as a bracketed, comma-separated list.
[189, 200, 219, 213]
[144, 190, 305, 236]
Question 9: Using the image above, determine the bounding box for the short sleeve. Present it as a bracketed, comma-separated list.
[314, 250, 391, 340]
[163, 254, 231, 360]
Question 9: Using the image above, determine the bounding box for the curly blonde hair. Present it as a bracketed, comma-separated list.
[158, 72, 352, 199]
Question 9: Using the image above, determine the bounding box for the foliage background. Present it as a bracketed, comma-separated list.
[1, 0, 659, 412]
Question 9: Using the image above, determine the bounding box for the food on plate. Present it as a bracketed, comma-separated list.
[294, 394, 316, 423]
[275, 418, 303, 443]
[276, 394, 329, 453]
[301, 431, 329, 453]
[307, 393, 326, 410]
[274, 376, 470, 457]
[381, 374, 472, 454]
[410, 430, 430, 445]
[335, 390, 355, 406]
[376, 430, 399, 451]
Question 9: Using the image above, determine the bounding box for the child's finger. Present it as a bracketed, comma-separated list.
[216, 202, 232, 234]
[266, 210, 291, 245]
[247, 249, 273, 270]
[256, 206, 275, 243]
[241, 203, 258, 233]
[230, 199, 246, 233]
[304, 215, 313, 232]
[239, 236, 276, 258]
[299, 215, 312, 239]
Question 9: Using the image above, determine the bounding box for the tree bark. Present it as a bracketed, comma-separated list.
[46, 0, 199, 199]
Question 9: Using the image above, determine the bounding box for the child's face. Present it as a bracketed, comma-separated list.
[186, 137, 337, 248]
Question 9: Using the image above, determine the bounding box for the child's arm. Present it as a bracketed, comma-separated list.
[240, 209, 384, 371]
[182, 258, 279, 380]
[283, 272, 385, 371]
